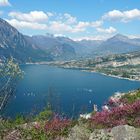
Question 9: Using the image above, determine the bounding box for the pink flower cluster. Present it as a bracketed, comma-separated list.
[45, 116, 72, 133]
[91, 100, 140, 128]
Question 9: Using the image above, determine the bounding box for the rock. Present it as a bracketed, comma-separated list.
[66, 125, 140, 140]
[89, 129, 113, 140]
[111, 125, 140, 140]
[66, 124, 91, 140]
[89, 125, 140, 140]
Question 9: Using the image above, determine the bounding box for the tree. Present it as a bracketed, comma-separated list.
[0, 57, 23, 112]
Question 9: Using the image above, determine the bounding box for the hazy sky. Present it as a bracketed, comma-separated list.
[0, 0, 140, 40]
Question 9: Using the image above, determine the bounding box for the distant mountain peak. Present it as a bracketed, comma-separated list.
[107, 34, 129, 42]
[45, 33, 54, 38]
[113, 34, 128, 39]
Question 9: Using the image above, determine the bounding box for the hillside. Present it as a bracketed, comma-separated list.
[1, 18, 140, 62]
[25, 34, 76, 60]
[0, 19, 52, 63]
[47, 51, 140, 81]
[96, 34, 140, 55]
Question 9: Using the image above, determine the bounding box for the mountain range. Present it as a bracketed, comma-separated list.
[96, 34, 140, 55]
[25, 34, 76, 60]
[0, 18, 140, 62]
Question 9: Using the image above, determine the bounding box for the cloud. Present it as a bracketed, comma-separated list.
[6, 19, 48, 30]
[0, 0, 11, 6]
[49, 21, 72, 32]
[8, 11, 49, 22]
[48, 20, 103, 33]
[6, 10, 117, 37]
[91, 20, 103, 27]
[74, 35, 111, 41]
[7, 11, 104, 34]
[128, 35, 140, 39]
[103, 9, 140, 22]
[63, 13, 77, 24]
[72, 21, 90, 32]
[97, 26, 117, 34]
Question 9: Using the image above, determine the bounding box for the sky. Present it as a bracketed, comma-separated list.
[0, 0, 140, 40]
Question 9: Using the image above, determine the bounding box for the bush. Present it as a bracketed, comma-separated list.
[90, 100, 140, 128]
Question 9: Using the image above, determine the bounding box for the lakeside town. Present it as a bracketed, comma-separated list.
[46, 52, 140, 81]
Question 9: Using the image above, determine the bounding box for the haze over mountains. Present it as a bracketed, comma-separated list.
[1, 18, 140, 62]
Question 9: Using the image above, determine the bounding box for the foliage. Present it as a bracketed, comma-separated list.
[44, 115, 72, 138]
[121, 90, 140, 104]
[0, 57, 24, 112]
[35, 103, 53, 121]
[89, 90, 140, 129]
[14, 115, 26, 125]
[0, 105, 74, 140]
[21, 116, 73, 139]
[0, 57, 23, 79]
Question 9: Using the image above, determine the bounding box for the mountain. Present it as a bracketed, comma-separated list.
[73, 34, 140, 57]
[1, 18, 140, 62]
[26, 34, 104, 59]
[25, 34, 76, 60]
[0, 18, 52, 62]
[95, 34, 140, 55]
[76, 40, 103, 57]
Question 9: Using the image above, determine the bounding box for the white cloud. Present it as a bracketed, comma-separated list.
[63, 13, 77, 24]
[6, 19, 48, 30]
[6, 10, 118, 37]
[91, 20, 103, 27]
[8, 11, 49, 22]
[49, 21, 72, 32]
[103, 9, 140, 22]
[97, 26, 117, 34]
[128, 35, 140, 39]
[54, 34, 66, 37]
[0, 0, 11, 6]
[74, 35, 111, 41]
[7, 11, 104, 34]
[69, 20, 102, 33]
[72, 21, 89, 32]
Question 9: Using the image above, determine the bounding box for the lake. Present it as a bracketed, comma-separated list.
[2, 65, 140, 118]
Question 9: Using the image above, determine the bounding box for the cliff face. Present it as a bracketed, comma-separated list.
[0, 18, 33, 62]
[0, 18, 52, 62]
[66, 124, 140, 140]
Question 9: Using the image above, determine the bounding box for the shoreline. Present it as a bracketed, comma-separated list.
[81, 70, 140, 82]
[25, 62, 140, 82]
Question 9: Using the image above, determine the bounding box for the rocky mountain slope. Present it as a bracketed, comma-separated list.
[26, 33, 140, 59]
[25, 34, 76, 60]
[0, 18, 52, 63]
[96, 34, 140, 55]
[1, 18, 140, 62]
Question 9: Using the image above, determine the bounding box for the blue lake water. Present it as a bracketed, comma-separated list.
[2, 65, 140, 118]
